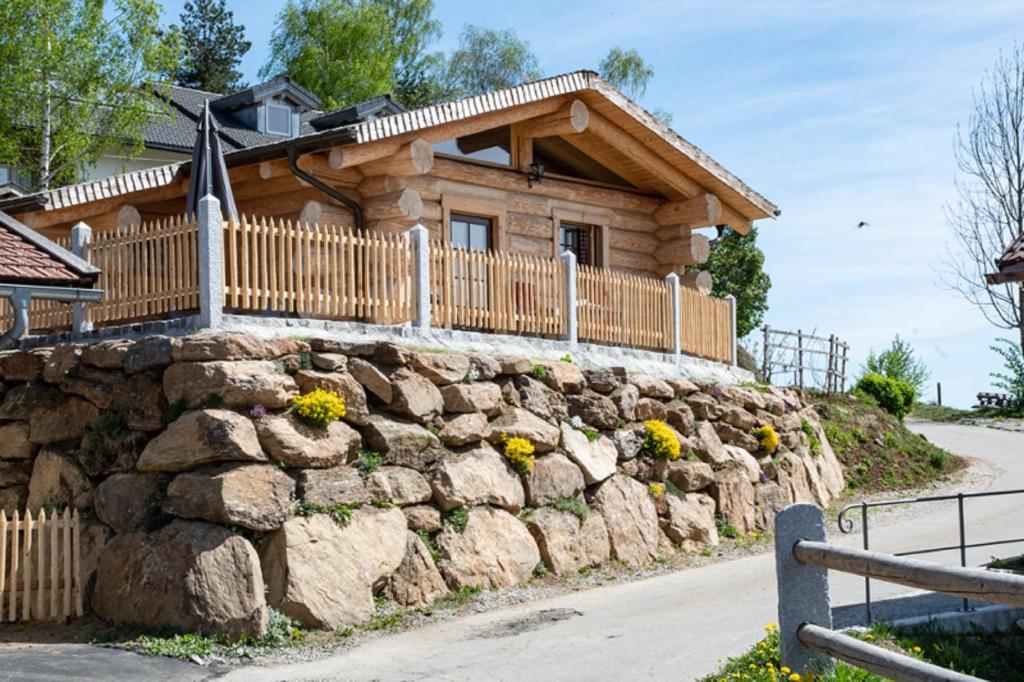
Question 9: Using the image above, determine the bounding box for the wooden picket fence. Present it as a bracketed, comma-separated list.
[224, 216, 413, 324]
[0, 234, 74, 332]
[0, 509, 82, 623]
[578, 264, 675, 352]
[428, 242, 566, 336]
[680, 286, 732, 363]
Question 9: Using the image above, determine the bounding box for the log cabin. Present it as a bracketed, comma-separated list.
[0, 71, 778, 364]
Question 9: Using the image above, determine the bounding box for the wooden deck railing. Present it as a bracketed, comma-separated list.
[578, 264, 675, 352]
[428, 243, 565, 336]
[1, 509, 82, 623]
[5, 216, 734, 365]
[223, 216, 413, 324]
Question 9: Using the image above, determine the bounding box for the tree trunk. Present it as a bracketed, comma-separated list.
[38, 44, 52, 192]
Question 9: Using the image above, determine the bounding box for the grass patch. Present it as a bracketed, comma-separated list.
[800, 417, 822, 456]
[135, 609, 305, 661]
[810, 391, 962, 494]
[441, 507, 469, 533]
[911, 402, 1022, 421]
[715, 514, 740, 540]
[553, 495, 589, 520]
[415, 530, 441, 563]
[357, 450, 383, 475]
[294, 501, 353, 526]
[431, 585, 480, 610]
[530, 364, 547, 379]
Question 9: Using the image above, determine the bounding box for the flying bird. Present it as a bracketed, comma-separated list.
[855, 221, 870, 229]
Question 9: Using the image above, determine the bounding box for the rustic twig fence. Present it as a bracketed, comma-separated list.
[775, 503, 1023, 681]
[1, 508, 83, 623]
[761, 325, 848, 392]
[4, 208, 737, 364]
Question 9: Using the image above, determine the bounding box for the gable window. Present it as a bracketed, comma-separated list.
[434, 126, 511, 166]
[560, 222, 599, 266]
[266, 103, 292, 136]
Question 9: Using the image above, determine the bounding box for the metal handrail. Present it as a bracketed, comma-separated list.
[836, 487, 1024, 622]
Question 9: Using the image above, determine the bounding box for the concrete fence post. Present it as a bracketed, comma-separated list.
[775, 503, 833, 676]
[725, 293, 738, 367]
[409, 224, 431, 331]
[561, 250, 578, 350]
[665, 272, 681, 357]
[70, 222, 93, 334]
[197, 194, 224, 329]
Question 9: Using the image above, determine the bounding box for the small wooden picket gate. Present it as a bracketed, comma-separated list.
[0, 509, 82, 623]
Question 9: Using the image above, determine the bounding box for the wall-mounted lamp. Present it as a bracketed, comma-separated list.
[527, 161, 545, 188]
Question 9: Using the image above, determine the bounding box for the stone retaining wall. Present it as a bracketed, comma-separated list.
[0, 332, 844, 637]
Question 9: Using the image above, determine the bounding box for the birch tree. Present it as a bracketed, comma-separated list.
[0, 0, 178, 192]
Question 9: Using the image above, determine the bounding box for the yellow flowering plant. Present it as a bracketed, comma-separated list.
[648, 482, 666, 498]
[292, 389, 346, 428]
[501, 435, 535, 473]
[756, 425, 780, 454]
[642, 420, 681, 460]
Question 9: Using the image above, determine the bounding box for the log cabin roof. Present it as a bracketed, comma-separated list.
[0, 71, 779, 223]
[0, 212, 99, 286]
[986, 233, 1024, 284]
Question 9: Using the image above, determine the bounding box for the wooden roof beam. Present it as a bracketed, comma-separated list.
[655, 194, 721, 227]
[358, 139, 434, 177]
[519, 100, 589, 139]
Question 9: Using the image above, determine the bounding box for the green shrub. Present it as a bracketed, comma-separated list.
[294, 501, 352, 526]
[990, 339, 1024, 410]
[800, 417, 822, 456]
[441, 507, 469, 533]
[553, 495, 589, 520]
[357, 450, 383, 475]
[855, 373, 915, 420]
[861, 335, 930, 394]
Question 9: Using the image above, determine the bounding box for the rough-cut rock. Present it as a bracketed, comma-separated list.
[560, 423, 617, 484]
[724, 445, 762, 483]
[583, 368, 619, 394]
[522, 453, 585, 507]
[612, 424, 645, 460]
[0, 350, 46, 382]
[410, 353, 471, 386]
[661, 493, 718, 550]
[0, 383, 49, 421]
[292, 370, 369, 426]
[75, 429, 148, 478]
[172, 333, 307, 362]
[497, 355, 533, 375]
[363, 416, 443, 469]
[610, 383, 639, 421]
[635, 398, 667, 421]
[437, 507, 540, 589]
[124, 336, 174, 375]
[527, 507, 609, 575]
[42, 345, 82, 384]
[164, 360, 299, 409]
[664, 400, 695, 436]
[517, 376, 568, 422]
[593, 475, 660, 566]
[260, 509, 407, 628]
[256, 415, 361, 469]
[81, 339, 131, 369]
[310, 352, 348, 372]
[27, 449, 93, 510]
[93, 520, 266, 638]
[430, 443, 524, 512]
[0, 486, 27, 510]
[666, 377, 699, 396]
[715, 422, 760, 453]
[536, 361, 585, 394]
[387, 532, 449, 607]
[693, 420, 730, 466]
[721, 405, 760, 432]
[654, 459, 715, 492]
[403, 504, 441, 532]
[467, 353, 500, 380]
[0, 422, 35, 459]
[710, 463, 756, 534]
[0, 460, 33, 489]
[365, 466, 432, 505]
[94, 472, 168, 534]
[439, 412, 488, 447]
[347, 359, 393, 403]
[297, 466, 369, 506]
[440, 382, 503, 416]
[628, 374, 674, 399]
[164, 463, 295, 531]
[29, 397, 99, 445]
[487, 408, 560, 452]
[686, 392, 723, 421]
[372, 342, 414, 366]
[567, 392, 619, 430]
[137, 409, 267, 472]
[387, 368, 443, 422]
[754, 482, 790, 530]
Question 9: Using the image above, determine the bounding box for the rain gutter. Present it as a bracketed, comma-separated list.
[285, 142, 364, 232]
[0, 284, 104, 350]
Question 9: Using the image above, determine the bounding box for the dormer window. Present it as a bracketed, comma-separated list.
[266, 103, 292, 136]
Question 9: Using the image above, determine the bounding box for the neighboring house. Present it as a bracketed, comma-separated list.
[986, 233, 1024, 285]
[0, 71, 778, 363]
[0, 76, 405, 197]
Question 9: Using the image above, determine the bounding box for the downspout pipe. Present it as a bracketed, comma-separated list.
[285, 143, 364, 232]
[0, 284, 104, 350]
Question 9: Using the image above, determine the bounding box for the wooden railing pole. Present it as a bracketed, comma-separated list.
[197, 195, 224, 329]
[70, 222, 93, 334]
[560, 250, 578, 350]
[665, 272, 681, 358]
[409, 224, 431, 331]
[775, 503, 833, 676]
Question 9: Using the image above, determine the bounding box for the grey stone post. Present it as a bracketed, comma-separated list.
[775, 503, 833, 676]
[197, 194, 223, 329]
[70, 222, 93, 333]
[409, 224, 431, 331]
[561, 250, 578, 350]
[726, 293, 738, 366]
[665, 272, 681, 357]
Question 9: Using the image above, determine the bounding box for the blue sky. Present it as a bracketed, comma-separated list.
[161, 0, 1024, 407]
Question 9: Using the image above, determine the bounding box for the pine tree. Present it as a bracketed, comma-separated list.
[174, 0, 251, 93]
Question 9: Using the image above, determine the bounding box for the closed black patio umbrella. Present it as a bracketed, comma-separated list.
[185, 100, 239, 221]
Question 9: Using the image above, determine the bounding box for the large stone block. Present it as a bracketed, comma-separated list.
[522, 453, 584, 507]
[296, 466, 369, 506]
[527, 507, 609, 575]
[593, 475, 660, 566]
[439, 412, 489, 447]
[293, 369, 370, 426]
[363, 416, 443, 470]
[661, 493, 718, 550]
[440, 383, 502, 416]
[164, 463, 295, 532]
[410, 352, 471, 386]
[430, 443, 524, 512]
[163, 360, 298, 409]
[628, 374, 674, 399]
[387, 368, 443, 422]
[256, 414, 361, 469]
[566, 392, 619, 430]
[710, 463, 756, 534]
[26, 449, 93, 511]
[29, 397, 99, 445]
[137, 409, 267, 473]
[436, 507, 539, 589]
[387, 531, 449, 607]
[560, 423, 617, 485]
[173, 333, 308, 361]
[94, 472, 169, 534]
[0, 422, 36, 460]
[365, 466, 432, 505]
[487, 408, 560, 453]
[93, 520, 267, 638]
